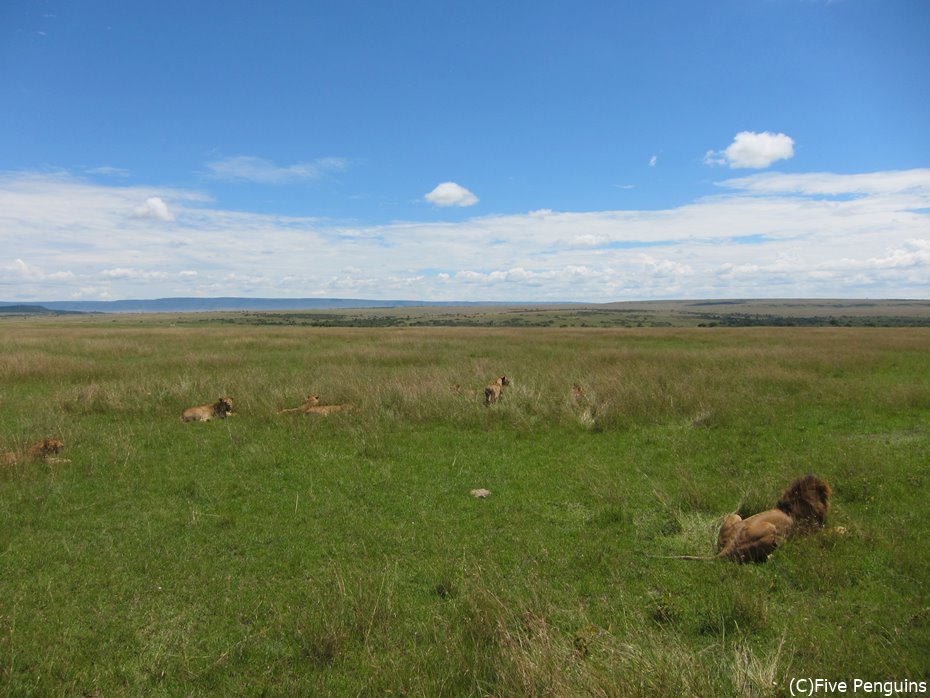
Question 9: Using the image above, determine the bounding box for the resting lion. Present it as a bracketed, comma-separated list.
[181, 397, 235, 422]
[484, 375, 511, 406]
[2, 438, 69, 466]
[279, 394, 321, 414]
[715, 474, 831, 562]
[302, 403, 353, 416]
[656, 475, 832, 563]
[280, 393, 352, 416]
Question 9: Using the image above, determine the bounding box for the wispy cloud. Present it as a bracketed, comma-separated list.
[705, 131, 795, 169]
[205, 155, 348, 184]
[86, 166, 130, 178]
[424, 182, 479, 207]
[1, 168, 928, 302]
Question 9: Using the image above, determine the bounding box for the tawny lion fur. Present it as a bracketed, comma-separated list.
[302, 403, 353, 416]
[484, 375, 511, 406]
[715, 474, 832, 563]
[181, 397, 235, 422]
[280, 393, 352, 416]
[279, 394, 321, 414]
[2, 438, 69, 466]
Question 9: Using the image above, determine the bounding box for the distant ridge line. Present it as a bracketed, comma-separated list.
[0, 297, 537, 314]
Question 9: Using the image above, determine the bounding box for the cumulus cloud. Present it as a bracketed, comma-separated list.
[132, 196, 174, 221]
[704, 131, 795, 169]
[205, 155, 348, 184]
[425, 182, 479, 207]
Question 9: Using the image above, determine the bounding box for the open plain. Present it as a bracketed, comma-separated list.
[1, 312, 929, 696]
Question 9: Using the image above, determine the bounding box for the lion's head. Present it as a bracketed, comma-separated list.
[776, 474, 831, 531]
[214, 397, 234, 416]
[27, 438, 64, 459]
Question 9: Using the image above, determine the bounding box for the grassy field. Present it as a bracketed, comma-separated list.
[1, 317, 929, 696]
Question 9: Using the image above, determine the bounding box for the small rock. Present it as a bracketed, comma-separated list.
[470, 488, 491, 498]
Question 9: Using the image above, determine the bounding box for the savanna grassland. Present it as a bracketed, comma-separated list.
[1, 316, 929, 696]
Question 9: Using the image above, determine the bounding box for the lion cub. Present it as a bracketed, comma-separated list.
[181, 397, 235, 422]
[2, 438, 70, 466]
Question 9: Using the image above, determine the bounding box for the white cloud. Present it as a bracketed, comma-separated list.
[3, 258, 74, 282]
[705, 131, 795, 169]
[71, 285, 113, 299]
[424, 182, 479, 207]
[1, 168, 928, 302]
[649, 155, 658, 167]
[101, 268, 170, 280]
[132, 196, 174, 221]
[205, 155, 348, 184]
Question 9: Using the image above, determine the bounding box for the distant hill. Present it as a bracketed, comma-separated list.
[0, 297, 517, 314]
[0, 304, 88, 316]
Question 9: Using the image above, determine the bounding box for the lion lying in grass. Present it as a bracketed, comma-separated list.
[2, 438, 70, 466]
[715, 474, 831, 562]
[279, 393, 321, 414]
[280, 393, 352, 416]
[181, 397, 235, 422]
[658, 475, 832, 563]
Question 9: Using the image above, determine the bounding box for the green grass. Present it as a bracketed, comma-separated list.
[1, 320, 929, 695]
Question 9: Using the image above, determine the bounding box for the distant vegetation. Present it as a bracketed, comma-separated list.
[3, 298, 929, 327]
[1, 317, 928, 694]
[173, 298, 930, 329]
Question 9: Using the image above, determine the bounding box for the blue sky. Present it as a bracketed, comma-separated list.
[2, 0, 928, 302]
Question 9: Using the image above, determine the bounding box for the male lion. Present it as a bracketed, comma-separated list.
[279, 394, 321, 414]
[715, 474, 832, 563]
[484, 375, 511, 406]
[2, 438, 69, 466]
[654, 475, 832, 563]
[181, 397, 235, 422]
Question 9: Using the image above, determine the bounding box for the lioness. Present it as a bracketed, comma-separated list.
[302, 403, 353, 416]
[484, 375, 511, 406]
[279, 394, 321, 414]
[2, 438, 69, 466]
[181, 397, 234, 422]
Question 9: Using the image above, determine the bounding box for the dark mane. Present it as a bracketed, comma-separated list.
[775, 474, 831, 529]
